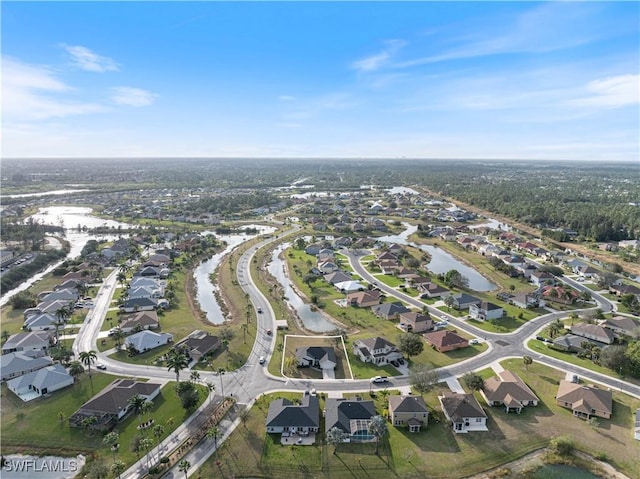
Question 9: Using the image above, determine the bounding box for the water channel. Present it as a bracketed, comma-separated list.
[267, 243, 337, 332]
[194, 225, 276, 325]
[377, 223, 498, 292]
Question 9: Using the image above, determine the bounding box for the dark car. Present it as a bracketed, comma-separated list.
[397, 358, 405, 365]
[390, 360, 399, 367]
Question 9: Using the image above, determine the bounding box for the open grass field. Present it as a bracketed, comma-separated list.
[196, 359, 640, 479]
[1, 372, 205, 470]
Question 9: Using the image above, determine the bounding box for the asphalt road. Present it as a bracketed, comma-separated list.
[71, 233, 640, 479]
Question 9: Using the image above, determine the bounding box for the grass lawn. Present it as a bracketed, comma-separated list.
[197, 368, 640, 479]
[467, 316, 529, 334]
[375, 274, 406, 288]
[1, 372, 205, 473]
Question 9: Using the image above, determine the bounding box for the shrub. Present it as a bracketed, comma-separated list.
[549, 435, 574, 456]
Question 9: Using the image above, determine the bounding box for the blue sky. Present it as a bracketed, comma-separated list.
[2, 1, 639, 160]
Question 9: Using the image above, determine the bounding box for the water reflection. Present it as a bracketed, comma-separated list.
[267, 243, 336, 332]
[377, 223, 497, 292]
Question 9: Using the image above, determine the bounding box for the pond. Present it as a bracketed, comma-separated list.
[267, 243, 337, 332]
[194, 225, 277, 325]
[377, 223, 498, 292]
[531, 464, 601, 479]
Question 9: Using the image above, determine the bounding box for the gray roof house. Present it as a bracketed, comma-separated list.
[552, 334, 600, 353]
[7, 363, 74, 401]
[120, 296, 158, 313]
[570, 323, 615, 345]
[600, 317, 640, 338]
[469, 302, 504, 321]
[352, 337, 402, 366]
[2, 331, 54, 355]
[324, 398, 377, 442]
[439, 393, 488, 433]
[296, 347, 337, 370]
[445, 293, 482, 310]
[1, 351, 53, 382]
[389, 395, 430, 432]
[124, 331, 173, 354]
[118, 311, 160, 334]
[371, 302, 411, 320]
[69, 379, 162, 430]
[24, 313, 60, 331]
[266, 394, 320, 443]
[174, 330, 221, 364]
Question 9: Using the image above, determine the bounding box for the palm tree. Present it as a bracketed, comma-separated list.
[284, 355, 298, 376]
[103, 431, 120, 462]
[166, 351, 189, 382]
[139, 437, 154, 469]
[152, 424, 165, 463]
[111, 460, 125, 479]
[206, 425, 220, 450]
[111, 327, 126, 351]
[205, 382, 215, 403]
[217, 368, 225, 397]
[178, 459, 191, 478]
[548, 319, 564, 339]
[127, 394, 149, 429]
[326, 426, 348, 454]
[68, 360, 84, 381]
[240, 323, 249, 344]
[368, 415, 388, 456]
[523, 355, 533, 370]
[54, 304, 73, 344]
[79, 350, 97, 393]
[189, 371, 201, 384]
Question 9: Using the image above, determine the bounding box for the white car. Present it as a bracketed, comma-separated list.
[96, 363, 107, 370]
[259, 356, 266, 365]
[370, 376, 388, 384]
[469, 338, 479, 345]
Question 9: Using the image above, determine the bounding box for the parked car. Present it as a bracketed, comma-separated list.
[390, 360, 399, 367]
[469, 338, 479, 345]
[370, 376, 389, 384]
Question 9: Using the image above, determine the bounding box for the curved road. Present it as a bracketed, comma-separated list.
[72, 230, 640, 478]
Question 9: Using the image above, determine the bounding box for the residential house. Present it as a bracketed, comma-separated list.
[417, 282, 449, 299]
[398, 312, 434, 333]
[317, 259, 339, 274]
[69, 379, 162, 431]
[424, 330, 469, 352]
[124, 331, 173, 354]
[334, 280, 365, 294]
[371, 302, 411, 320]
[600, 316, 640, 339]
[469, 302, 504, 321]
[570, 323, 615, 345]
[174, 330, 221, 364]
[324, 398, 376, 442]
[119, 296, 158, 313]
[118, 311, 160, 334]
[1, 351, 52, 382]
[7, 363, 74, 401]
[346, 290, 381, 308]
[389, 395, 429, 432]
[296, 347, 337, 370]
[2, 331, 54, 355]
[541, 285, 578, 305]
[556, 380, 613, 419]
[378, 260, 401, 275]
[352, 337, 402, 366]
[324, 271, 352, 285]
[530, 271, 556, 287]
[24, 313, 60, 331]
[128, 286, 162, 300]
[265, 394, 320, 442]
[577, 265, 600, 279]
[552, 334, 601, 353]
[439, 393, 488, 433]
[610, 283, 640, 299]
[481, 370, 539, 413]
[510, 293, 539, 309]
[445, 293, 482, 310]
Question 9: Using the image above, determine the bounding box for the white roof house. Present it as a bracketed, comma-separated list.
[7, 363, 74, 401]
[334, 280, 365, 293]
[124, 331, 173, 354]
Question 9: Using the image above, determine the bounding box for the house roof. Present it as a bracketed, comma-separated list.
[474, 301, 502, 312]
[399, 312, 432, 324]
[556, 380, 612, 415]
[74, 379, 162, 415]
[8, 363, 72, 392]
[371, 302, 410, 317]
[175, 330, 221, 357]
[389, 395, 429, 414]
[483, 370, 538, 404]
[553, 334, 596, 350]
[357, 337, 396, 352]
[2, 331, 53, 352]
[119, 311, 160, 330]
[334, 280, 365, 292]
[125, 331, 172, 352]
[439, 393, 486, 422]
[600, 317, 640, 334]
[296, 346, 336, 364]
[424, 330, 468, 349]
[266, 395, 320, 429]
[570, 323, 616, 343]
[325, 398, 376, 433]
[324, 271, 352, 284]
[1, 352, 52, 377]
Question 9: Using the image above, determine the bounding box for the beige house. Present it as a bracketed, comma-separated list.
[556, 380, 612, 419]
[389, 395, 429, 432]
[481, 370, 539, 413]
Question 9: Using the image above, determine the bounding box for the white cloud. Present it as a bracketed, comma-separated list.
[569, 74, 640, 108]
[110, 87, 157, 107]
[2, 56, 106, 121]
[351, 39, 407, 72]
[61, 44, 119, 72]
[278, 95, 296, 102]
